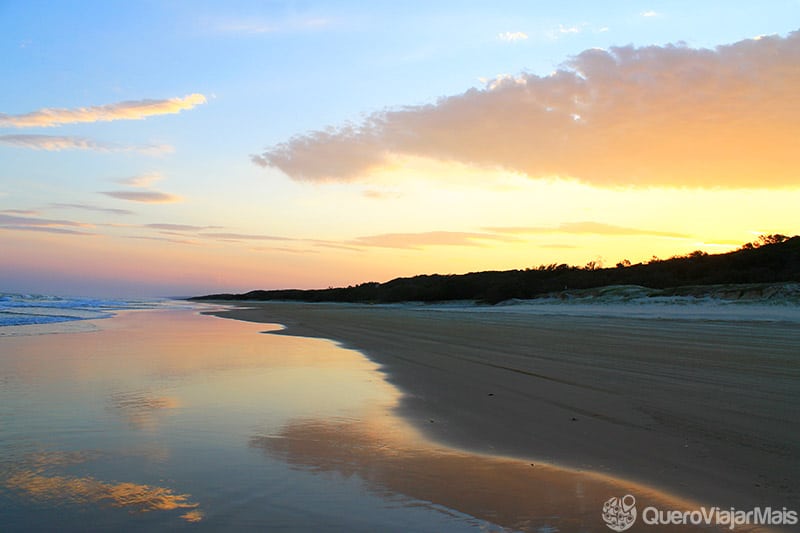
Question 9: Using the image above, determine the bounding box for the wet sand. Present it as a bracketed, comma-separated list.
[210, 302, 800, 511]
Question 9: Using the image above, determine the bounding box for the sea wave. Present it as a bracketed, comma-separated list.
[0, 293, 188, 329]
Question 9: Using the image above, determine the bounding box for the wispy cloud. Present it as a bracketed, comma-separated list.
[0, 134, 173, 154]
[251, 246, 318, 254]
[0, 208, 39, 216]
[311, 241, 365, 253]
[199, 231, 293, 242]
[0, 94, 207, 128]
[0, 213, 91, 228]
[362, 189, 401, 200]
[350, 231, 518, 250]
[0, 135, 109, 151]
[50, 203, 135, 216]
[0, 226, 94, 236]
[131, 224, 294, 245]
[498, 31, 528, 42]
[556, 24, 582, 35]
[127, 235, 200, 246]
[0, 213, 95, 235]
[101, 172, 184, 205]
[145, 223, 219, 232]
[101, 191, 183, 204]
[342, 223, 679, 251]
[486, 222, 688, 238]
[641, 10, 662, 18]
[253, 31, 800, 188]
[544, 23, 586, 40]
[117, 172, 163, 188]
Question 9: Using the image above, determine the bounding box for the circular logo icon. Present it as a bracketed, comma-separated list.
[602, 494, 637, 531]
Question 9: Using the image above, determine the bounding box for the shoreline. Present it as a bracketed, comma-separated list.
[207, 301, 800, 511]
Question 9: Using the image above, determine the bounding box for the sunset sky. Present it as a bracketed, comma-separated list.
[1, 1, 799, 297]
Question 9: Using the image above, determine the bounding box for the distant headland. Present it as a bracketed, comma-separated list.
[192, 234, 799, 304]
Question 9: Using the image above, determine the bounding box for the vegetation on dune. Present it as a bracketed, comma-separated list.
[193, 235, 799, 305]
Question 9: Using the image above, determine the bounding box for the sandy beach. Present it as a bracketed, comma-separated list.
[210, 302, 800, 512]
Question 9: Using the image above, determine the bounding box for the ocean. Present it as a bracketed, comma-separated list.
[0, 293, 191, 335]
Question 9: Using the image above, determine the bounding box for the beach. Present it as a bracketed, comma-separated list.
[2, 301, 797, 531]
[211, 301, 800, 512]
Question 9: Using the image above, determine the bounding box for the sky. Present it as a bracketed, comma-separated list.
[1, 1, 799, 297]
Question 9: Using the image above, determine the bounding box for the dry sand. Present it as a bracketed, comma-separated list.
[209, 302, 799, 511]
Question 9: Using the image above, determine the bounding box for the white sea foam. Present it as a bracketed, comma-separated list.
[0, 292, 191, 334]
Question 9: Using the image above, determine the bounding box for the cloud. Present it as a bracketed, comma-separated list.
[0, 134, 173, 154]
[546, 24, 583, 39]
[0, 213, 95, 236]
[128, 235, 199, 245]
[343, 223, 680, 251]
[117, 172, 163, 188]
[350, 231, 518, 250]
[145, 223, 219, 232]
[101, 191, 183, 203]
[251, 246, 318, 254]
[251, 125, 387, 182]
[641, 11, 661, 18]
[253, 31, 800, 188]
[0, 209, 39, 215]
[0, 94, 206, 128]
[486, 222, 688, 238]
[362, 189, 401, 200]
[0, 135, 108, 151]
[498, 31, 528, 42]
[0, 226, 94, 235]
[199, 231, 293, 242]
[311, 241, 365, 253]
[0, 213, 91, 228]
[50, 203, 135, 215]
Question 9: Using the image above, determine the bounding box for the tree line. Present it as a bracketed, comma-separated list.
[193, 235, 799, 304]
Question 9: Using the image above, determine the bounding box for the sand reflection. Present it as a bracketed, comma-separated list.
[252, 417, 765, 532]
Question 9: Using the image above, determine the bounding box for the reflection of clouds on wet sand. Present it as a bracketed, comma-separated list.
[251, 418, 720, 533]
[3, 449, 202, 523]
[6, 471, 200, 516]
[26, 449, 101, 469]
[109, 390, 181, 431]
